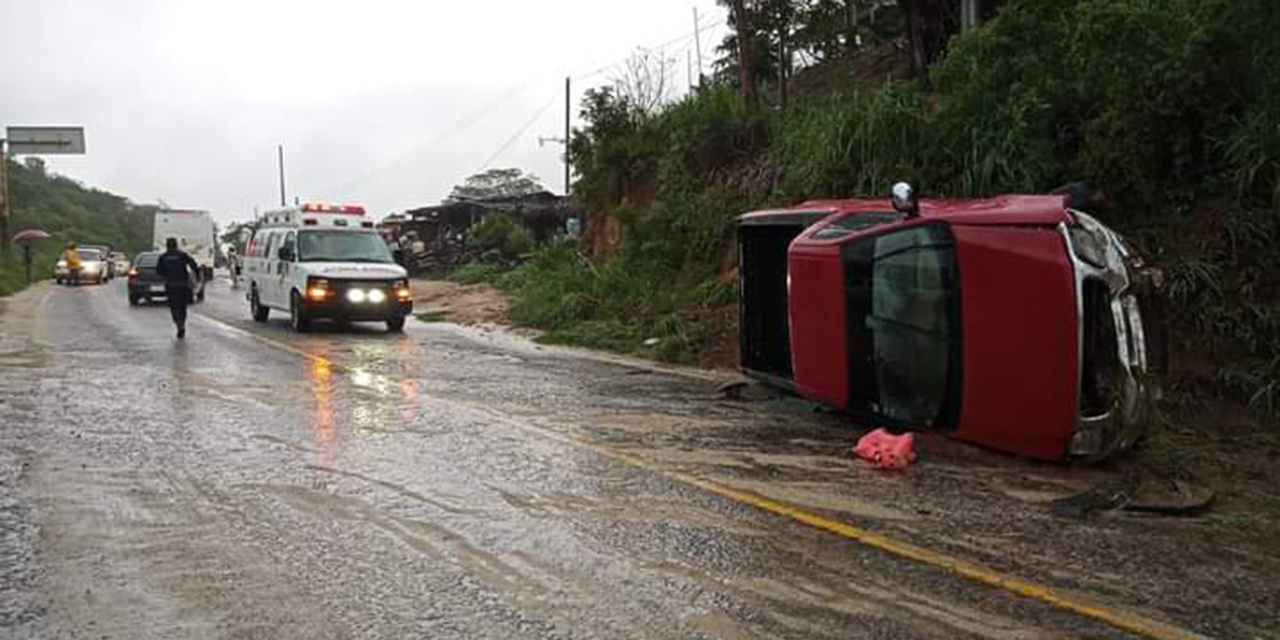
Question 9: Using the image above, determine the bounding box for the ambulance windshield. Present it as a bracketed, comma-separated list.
[298, 230, 395, 264]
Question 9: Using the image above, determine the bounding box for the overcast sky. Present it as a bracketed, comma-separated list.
[0, 0, 728, 225]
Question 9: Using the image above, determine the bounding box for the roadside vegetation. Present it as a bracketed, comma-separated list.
[454, 0, 1280, 423]
[0, 158, 154, 296]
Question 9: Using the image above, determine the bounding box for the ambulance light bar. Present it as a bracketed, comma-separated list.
[300, 203, 366, 215]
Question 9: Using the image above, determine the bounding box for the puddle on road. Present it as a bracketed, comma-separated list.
[711, 477, 920, 522]
[496, 489, 769, 537]
[246, 482, 556, 602]
[250, 434, 318, 454]
[683, 610, 767, 640]
[305, 464, 484, 517]
[732, 575, 1062, 639]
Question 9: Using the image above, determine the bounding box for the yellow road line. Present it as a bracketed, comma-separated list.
[193, 312, 1206, 640]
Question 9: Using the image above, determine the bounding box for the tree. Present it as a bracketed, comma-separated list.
[898, 0, 951, 88]
[724, 0, 760, 111]
[23, 157, 46, 176]
[611, 48, 678, 117]
[447, 168, 546, 203]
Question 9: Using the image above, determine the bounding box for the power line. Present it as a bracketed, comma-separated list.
[571, 18, 725, 83]
[313, 80, 540, 200]
[308, 15, 728, 209]
[475, 93, 560, 174]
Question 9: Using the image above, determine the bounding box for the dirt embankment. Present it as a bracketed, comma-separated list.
[410, 279, 509, 325]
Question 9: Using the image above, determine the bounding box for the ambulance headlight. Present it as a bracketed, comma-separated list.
[347, 289, 367, 303]
[367, 289, 387, 304]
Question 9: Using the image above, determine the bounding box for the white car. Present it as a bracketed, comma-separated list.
[55, 248, 108, 285]
[110, 252, 130, 276]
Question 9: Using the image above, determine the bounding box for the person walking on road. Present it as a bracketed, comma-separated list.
[227, 245, 241, 290]
[156, 237, 201, 339]
[61, 242, 83, 285]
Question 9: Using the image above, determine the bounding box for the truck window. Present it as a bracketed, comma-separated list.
[844, 224, 961, 428]
[298, 231, 394, 263]
[263, 232, 279, 259]
[281, 232, 297, 260]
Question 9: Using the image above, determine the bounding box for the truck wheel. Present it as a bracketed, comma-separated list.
[250, 288, 269, 322]
[289, 291, 311, 332]
[386, 315, 406, 333]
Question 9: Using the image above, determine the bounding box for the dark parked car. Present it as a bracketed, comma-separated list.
[737, 183, 1167, 462]
[126, 252, 167, 305]
[127, 251, 207, 305]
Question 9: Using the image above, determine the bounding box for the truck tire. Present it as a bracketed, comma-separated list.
[386, 315, 406, 333]
[289, 291, 311, 332]
[250, 288, 269, 322]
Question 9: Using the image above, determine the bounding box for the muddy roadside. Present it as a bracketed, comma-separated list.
[0, 284, 53, 636]
[410, 278, 512, 327]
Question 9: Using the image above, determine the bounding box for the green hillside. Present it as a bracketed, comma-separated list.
[1, 158, 155, 295]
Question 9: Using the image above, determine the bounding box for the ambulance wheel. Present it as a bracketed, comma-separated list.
[290, 291, 311, 332]
[250, 288, 269, 322]
[386, 315, 406, 333]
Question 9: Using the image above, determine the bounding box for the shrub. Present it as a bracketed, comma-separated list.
[469, 213, 535, 261]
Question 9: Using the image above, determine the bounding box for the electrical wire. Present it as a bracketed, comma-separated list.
[307, 15, 727, 208]
[312, 81, 539, 200]
[474, 92, 560, 174]
[571, 18, 725, 82]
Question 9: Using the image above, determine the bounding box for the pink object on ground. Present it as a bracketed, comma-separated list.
[852, 428, 917, 469]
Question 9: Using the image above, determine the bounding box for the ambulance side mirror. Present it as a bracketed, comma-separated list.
[277, 247, 295, 262]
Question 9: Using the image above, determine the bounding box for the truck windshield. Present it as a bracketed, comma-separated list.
[298, 231, 394, 263]
[844, 224, 960, 428]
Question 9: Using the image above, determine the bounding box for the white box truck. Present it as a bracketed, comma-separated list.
[154, 208, 215, 301]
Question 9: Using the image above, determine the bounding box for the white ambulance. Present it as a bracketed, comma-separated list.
[243, 203, 413, 332]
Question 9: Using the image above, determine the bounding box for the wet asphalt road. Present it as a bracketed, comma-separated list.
[0, 277, 1251, 639]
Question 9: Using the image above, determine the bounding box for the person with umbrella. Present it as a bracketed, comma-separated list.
[12, 229, 52, 284]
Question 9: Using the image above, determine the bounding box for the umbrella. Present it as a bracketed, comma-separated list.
[13, 229, 52, 244]
[11, 229, 53, 284]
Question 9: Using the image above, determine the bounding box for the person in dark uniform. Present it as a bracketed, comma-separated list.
[155, 237, 201, 339]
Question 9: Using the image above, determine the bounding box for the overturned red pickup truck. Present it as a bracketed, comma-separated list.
[738, 184, 1166, 461]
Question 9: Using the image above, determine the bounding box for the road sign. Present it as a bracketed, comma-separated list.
[1, 125, 87, 250]
[5, 126, 86, 155]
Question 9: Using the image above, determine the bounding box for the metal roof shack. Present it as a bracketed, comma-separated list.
[403, 191, 575, 244]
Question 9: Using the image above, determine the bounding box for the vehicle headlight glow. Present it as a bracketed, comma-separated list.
[367, 289, 386, 304]
[347, 289, 367, 303]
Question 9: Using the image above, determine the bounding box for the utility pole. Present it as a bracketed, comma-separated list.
[0, 139, 9, 251]
[961, 0, 981, 31]
[277, 145, 287, 207]
[687, 50, 694, 92]
[564, 76, 571, 197]
[538, 77, 573, 197]
[693, 7, 704, 87]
